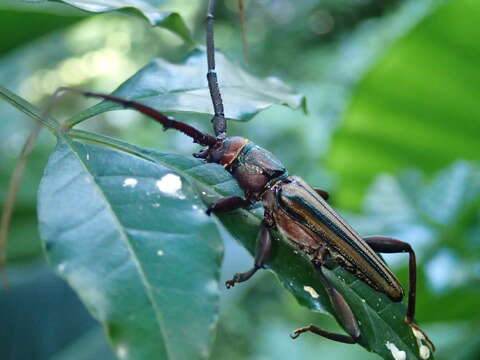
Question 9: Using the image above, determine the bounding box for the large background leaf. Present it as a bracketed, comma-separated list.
[0, 263, 114, 360]
[326, 0, 480, 210]
[38, 133, 223, 360]
[66, 48, 306, 127]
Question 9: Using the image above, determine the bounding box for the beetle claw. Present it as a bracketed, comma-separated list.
[290, 331, 301, 339]
[193, 148, 209, 159]
[290, 326, 310, 339]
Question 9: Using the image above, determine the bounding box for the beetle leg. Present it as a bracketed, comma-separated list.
[314, 188, 329, 201]
[206, 196, 252, 215]
[225, 222, 271, 289]
[291, 265, 361, 343]
[364, 236, 417, 323]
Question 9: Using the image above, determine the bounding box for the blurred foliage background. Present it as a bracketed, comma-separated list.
[1, 0, 479, 359]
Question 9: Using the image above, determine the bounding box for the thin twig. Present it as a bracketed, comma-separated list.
[0, 122, 42, 287]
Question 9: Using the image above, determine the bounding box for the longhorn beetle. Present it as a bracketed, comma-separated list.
[55, 0, 433, 351]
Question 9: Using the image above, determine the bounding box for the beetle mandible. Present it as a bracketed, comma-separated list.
[55, 0, 433, 349]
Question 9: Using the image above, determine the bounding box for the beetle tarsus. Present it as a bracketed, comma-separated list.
[226, 222, 271, 289]
[193, 149, 209, 159]
[225, 266, 260, 289]
[291, 265, 361, 344]
[290, 324, 359, 344]
[290, 326, 309, 339]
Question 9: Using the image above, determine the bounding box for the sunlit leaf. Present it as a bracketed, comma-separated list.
[327, 0, 480, 209]
[38, 0, 193, 43]
[65, 48, 306, 128]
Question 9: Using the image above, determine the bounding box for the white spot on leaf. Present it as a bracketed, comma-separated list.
[385, 342, 406, 360]
[419, 345, 430, 359]
[205, 280, 219, 295]
[411, 327, 425, 341]
[303, 285, 319, 299]
[57, 263, 66, 273]
[155, 174, 185, 199]
[200, 348, 209, 359]
[123, 178, 137, 188]
[411, 326, 432, 359]
[116, 345, 128, 359]
[157, 250, 164, 256]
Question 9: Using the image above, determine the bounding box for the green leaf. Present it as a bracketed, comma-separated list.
[0, 2, 84, 56]
[0, 86, 59, 131]
[50, 326, 116, 360]
[65, 130, 433, 360]
[37, 133, 223, 360]
[65, 48, 307, 128]
[326, 0, 480, 210]
[42, 0, 193, 43]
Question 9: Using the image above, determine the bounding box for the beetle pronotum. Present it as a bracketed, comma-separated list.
[51, 0, 433, 352]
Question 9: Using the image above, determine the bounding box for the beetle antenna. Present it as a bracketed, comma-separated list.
[206, 0, 226, 137]
[58, 87, 217, 147]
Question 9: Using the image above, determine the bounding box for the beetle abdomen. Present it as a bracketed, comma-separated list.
[275, 176, 404, 302]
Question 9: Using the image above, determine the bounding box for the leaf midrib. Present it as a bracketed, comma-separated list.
[62, 135, 174, 360]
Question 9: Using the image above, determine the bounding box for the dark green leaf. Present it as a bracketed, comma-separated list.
[327, 0, 480, 210]
[44, 0, 193, 43]
[66, 130, 433, 360]
[0, 264, 102, 360]
[38, 133, 223, 360]
[50, 326, 116, 360]
[65, 48, 307, 128]
[0, 2, 84, 55]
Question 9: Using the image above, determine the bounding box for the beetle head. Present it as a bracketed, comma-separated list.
[194, 136, 247, 166]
